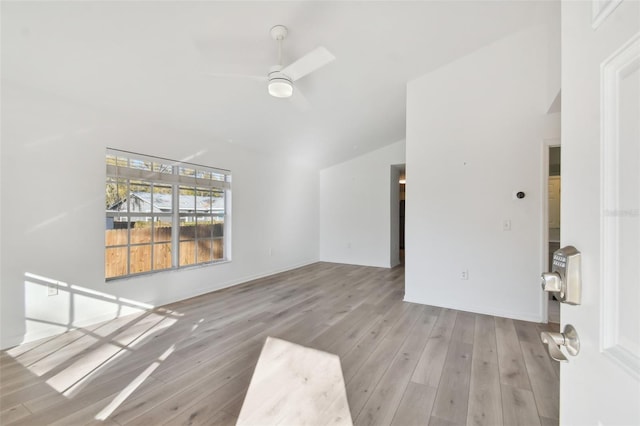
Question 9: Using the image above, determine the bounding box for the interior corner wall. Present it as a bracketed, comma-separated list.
[319, 140, 405, 268]
[0, 84, 320, 349]
[405, 25, 559, 322]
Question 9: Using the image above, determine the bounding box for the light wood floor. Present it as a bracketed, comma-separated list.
[0, 263, 559, 426]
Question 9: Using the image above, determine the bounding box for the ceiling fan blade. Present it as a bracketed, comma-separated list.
[281, 46, 335, 82]
[202, 73, 267, 82]
[290, 87, 311, 111]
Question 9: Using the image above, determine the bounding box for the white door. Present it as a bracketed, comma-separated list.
[561, 1, 640, 425]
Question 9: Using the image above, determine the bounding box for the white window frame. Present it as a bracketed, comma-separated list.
[105, 148, 231, 280]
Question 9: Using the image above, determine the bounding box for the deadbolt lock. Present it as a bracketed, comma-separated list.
[541, 245, 581, 305]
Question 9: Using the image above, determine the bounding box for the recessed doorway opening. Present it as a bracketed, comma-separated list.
[546, 144, 561, 324]
[391, 164, 405, 268]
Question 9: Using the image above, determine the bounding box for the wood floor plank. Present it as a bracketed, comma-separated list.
[340, 303, 409, 383]
[466, 315, 502, 426]
[519, 341, 559, 420]
[540, 415, 559, 426]
[501, 384, 542, 426]
[471, 315, 499, 365]
[431, 339, 473, 425]
[494, 317, 532, 390]
[429, 415, 464, 426]
[0, 263, 558, 426]
[345, 304, 422, 419]
[355, 307, 437, 426]
[310, 303, 378, 355]
[390, 382, 438, 426]
[109, 344, 260, 424]
[451, 312, 476, 345]
[0, 403, 31, 424]
[48, 395, 118, 426]
[197, 409, 237, 426]
[411, 308, 457, 387]
[143, 369, 253, 426]
[536, 323, 561, 379]
[22, 353, 168, 414]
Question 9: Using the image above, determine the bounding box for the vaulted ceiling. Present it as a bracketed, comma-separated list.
[1, 1, 556, 168]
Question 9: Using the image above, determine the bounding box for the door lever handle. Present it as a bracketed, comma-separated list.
[540, 324, 580, 363]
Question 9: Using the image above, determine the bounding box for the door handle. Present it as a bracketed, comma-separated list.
[540, 324, 580, 363]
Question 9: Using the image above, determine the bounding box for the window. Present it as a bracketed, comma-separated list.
[105, 149, 231, 279]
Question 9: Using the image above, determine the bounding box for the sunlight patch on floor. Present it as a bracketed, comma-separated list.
[94, 344, 176, 421]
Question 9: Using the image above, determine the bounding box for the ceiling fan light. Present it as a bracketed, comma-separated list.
[268, 78, 293, 98]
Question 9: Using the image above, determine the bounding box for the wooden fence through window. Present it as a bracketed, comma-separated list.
[105, 224, 223, 278]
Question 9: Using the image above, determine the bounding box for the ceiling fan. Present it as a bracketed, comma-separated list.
[205, 25, 335, 107]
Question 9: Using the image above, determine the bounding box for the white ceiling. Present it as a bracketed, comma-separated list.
[1, 1, 555, 168]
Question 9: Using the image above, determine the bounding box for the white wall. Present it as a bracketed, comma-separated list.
[405, 24, 560, 322]
[319, 140, 405, 268]
[0, 84, 319, 349]
[545, 2, 561, 111]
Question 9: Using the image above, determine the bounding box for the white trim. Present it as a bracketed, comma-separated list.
[599, 32, 640, 379]
[403, 294, 542, 323]
[592, 0, 623, 30]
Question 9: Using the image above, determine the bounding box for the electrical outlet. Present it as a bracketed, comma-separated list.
[460, 270, 469, 280]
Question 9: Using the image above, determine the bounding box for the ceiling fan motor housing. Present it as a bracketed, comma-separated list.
[268, 65, 293, 98]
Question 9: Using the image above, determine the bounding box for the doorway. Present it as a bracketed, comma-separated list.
[399, 171, 405, 265]
[547, 145, 561, 323]
[390, 164, 405, 267]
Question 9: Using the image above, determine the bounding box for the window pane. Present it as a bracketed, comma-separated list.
[179, 241, 196, 266]
[130, 245, 152, 274]
[130, 158, 152, 172]
[116, 156, 128, 167]
[153, 162, 174, 174]
[152, 184, 172, 213]
[179, 186, 196, 223]
[130, 181, 152, 216]
[213, 218, 224, 237]
[130, 220, 153, 244]
[106, 154, 117, 166]
[212, 172, 226, 182]
[195, 188, 211, 214]
[153, 243, 172, 271]
[195, 189, 224, 214]
[196, 218, 213, 239]
[106, 178, 128, 211]
[179, 221, 195, 241]
[197, 240, 213, 263]
[105, 222, 129, 247]
[106, 247, 128, 278]
[213, 238, 224, 260]
[213, 191, 225, 214]
[196, 170, 211, 180]
[179, 167, 195, 177]
[153, 222, 172, 243]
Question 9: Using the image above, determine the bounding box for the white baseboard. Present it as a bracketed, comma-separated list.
[403, 294, 543, 323]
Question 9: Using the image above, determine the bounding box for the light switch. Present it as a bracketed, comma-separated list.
[503, 220, 511, 231]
